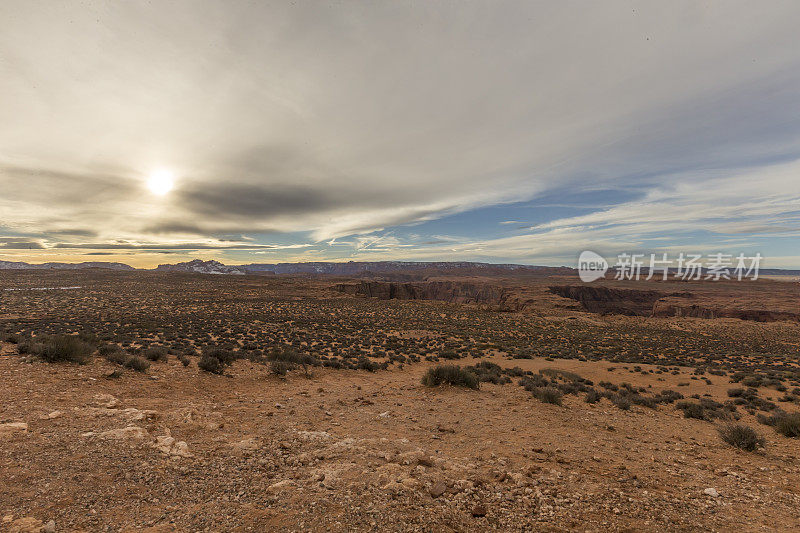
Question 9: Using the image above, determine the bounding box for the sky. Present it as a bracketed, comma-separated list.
[1, 1, 800, 269]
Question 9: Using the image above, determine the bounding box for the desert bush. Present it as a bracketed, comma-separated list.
[355, 357, 385, 372]
[270, 360, 291, 376]
[598, 381, 619, 392]
[105, 350, 129, 366]
[123, 355, 150, 372]
[421, 365, 479, 390]
[465, 361, 510, 384]
[761, 412, 800, 438]
[438, 349, 460, 360]
[718, 424, 765, 451]
[540, 368, 582, 382]
[585, 389, 601, 403]
[629, 394, 657, 409]
[654, 389, 683, 404]
[266, 346, 320, 375]
[38, 335, 93, 364]
[531, 386, 563, 406]
[98, 344, 120, 357]
[197, 347, 237, 375]
[17, 339, 42, 355]
[198, 353, 227, 375]
[2, 332, 20, 344]
[177, 353, 192, 367]
[519, 374, 549, 391]
[676, 399, 728, 421]
[612, 395, 631, 410]
[144, 346, 168, 362]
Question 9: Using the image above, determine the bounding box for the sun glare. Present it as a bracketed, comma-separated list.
[147, 169, 174, 196]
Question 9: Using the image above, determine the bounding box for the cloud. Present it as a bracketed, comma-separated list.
[1, 2, 800, 264]
[0, 238, 44, 249]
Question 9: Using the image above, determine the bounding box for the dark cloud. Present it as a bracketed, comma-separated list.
[140, 221, 278, 237]
[0, 240, 44, 249]
[52, 242, 291, 250]
[177, 183, 335, 218]
[46, 228, 99, 238]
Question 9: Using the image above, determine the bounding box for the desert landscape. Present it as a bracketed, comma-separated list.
[4, 2, 800, 531]
[2, 265, 799, 532]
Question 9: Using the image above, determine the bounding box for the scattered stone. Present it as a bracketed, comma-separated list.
[92, 393, 120, 409]
[471, 504, 487, 517]
[429, 480, 447, 498]
[416, 455, 435, 468]
[152, 435, 193, 458]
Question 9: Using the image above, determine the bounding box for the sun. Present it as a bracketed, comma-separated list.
[147, 169, 174, 196]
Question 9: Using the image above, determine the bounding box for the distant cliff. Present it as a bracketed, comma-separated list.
[334, 280, 523, 310]
[549, 285, 800, 322]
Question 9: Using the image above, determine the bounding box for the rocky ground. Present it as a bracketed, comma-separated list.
[2, 350, 800, 532]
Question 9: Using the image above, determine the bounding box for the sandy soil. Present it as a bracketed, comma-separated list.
[2, 348, 799, 532]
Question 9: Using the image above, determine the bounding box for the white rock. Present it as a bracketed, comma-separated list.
[152, 435, 193, 458]
[704, 488, 720, 498]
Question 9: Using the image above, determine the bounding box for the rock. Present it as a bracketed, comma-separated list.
[41, 520, 56, 533]
[121, 408, 158, 423]
[152, 435, 193, 458]
[231, 438, 260, 453]
[416, 455, 435, 468]
[153, 435, 175, 453]
[95, 426, 149, 440]
[0, 422, 28, 435]
[92, 393, 120, 409]
[267, 480, 295, 492]
[44, 411, 63, 420]
[400, 478, 421, 490]
[471, 504, 487, 517]
[429, 480, 447, 498]
[704, 488, 720, 498]
[171, 441, 193, 458]
[8, 517, 42, 533]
